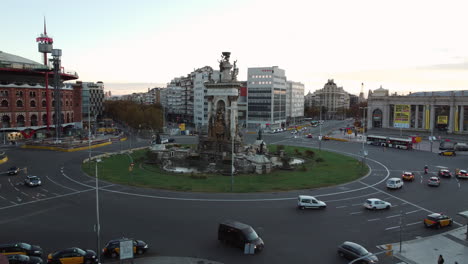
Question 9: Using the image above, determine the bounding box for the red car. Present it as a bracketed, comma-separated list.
[306, 134, 313, 138]
[438, 169, 452, 178]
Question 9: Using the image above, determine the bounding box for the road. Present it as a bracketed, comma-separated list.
[1, 120, 467, 263]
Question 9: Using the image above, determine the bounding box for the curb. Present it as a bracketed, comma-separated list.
[0, 156, 8, 164]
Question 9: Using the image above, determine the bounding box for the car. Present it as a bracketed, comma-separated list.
[160, 138, 169, 144]
[218, 220, 264, 253]
[337, 241, 378, 263]
[8, 166, 20, 175]
[456, 169, 468, 179]
[47, 247, 97, 264]
[438, 169, 452, 178]
[306, 134, 313, 138]
[7, 254, 43, 264]
[0, 242, 42, 257]
[428, 176, 441, 187]
[297, 195, 326, 209]
[102, 238, 149, 258]
[363, 198, 391, 210]
[322, 135, 330, 140]
[401, 172, 415, 181]
[386, 178, 403, 189]
[24, 176, 41, 187]
[424, 213, 452, 228]
[167, 138, 175, 143]
[439, 150, 456, 156]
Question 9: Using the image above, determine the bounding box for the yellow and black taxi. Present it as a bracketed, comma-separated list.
[7, 254, 43, 264]
[401, 171, 415, 181]
[438, 169, 452, 178]
[456, 169, 468, 179]
[439, 150, 456, 156]
[424, 213, 453, 229]
[0, 242, 43, 257]
[47, 247, 97, 264]
[102, 238, 149, 258]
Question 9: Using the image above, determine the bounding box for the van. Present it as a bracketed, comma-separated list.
[297, 195, 326, 209]
[386, 178, 403, 189]
[218, 220, 264, 253]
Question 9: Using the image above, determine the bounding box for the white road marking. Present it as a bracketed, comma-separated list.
[40, 188, 49, 193]
[385, 226, 400, 230]
[350, 211, 362, 215]
[0, 189, 93, 210]
[10, 201, 17, 205]
[323, 191, 381, 203]
[406, 221, 420, 226]
[368, 218, 380, 222]
[20, 192, 29, 197]
[46, 175, 78, 192]
[16, 197, 22, 202]
[14, 187, 20, 191]
[0, 195, 6, 200]
[405, 209, 420, 215]
[352, 203, 363, 206]
[386, 215, 400, 219]
[51, 192, 60, 196]
[336, 205, 347, 209]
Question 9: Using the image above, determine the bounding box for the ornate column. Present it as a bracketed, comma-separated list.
[422, 105, 427, 129]
[414, 105, 419, 129]
[382, 104, 389, 128]
[448, 105, 455, 133]
[460, 106, 465, 132]
[430, 104, 435, 131]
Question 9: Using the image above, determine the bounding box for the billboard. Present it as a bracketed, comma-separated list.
[437, 115, 448, 125]
[393, 105, 410, 128]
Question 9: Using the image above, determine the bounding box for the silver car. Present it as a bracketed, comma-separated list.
[25, 176, 42, 187]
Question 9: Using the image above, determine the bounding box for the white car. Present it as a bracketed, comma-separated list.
[364, 198, 391, 210]
[386, 178, 403, 189]
[297, 195, 326, 209]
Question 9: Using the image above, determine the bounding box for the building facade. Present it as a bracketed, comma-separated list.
[247, 66, 287, 128]
[367, 88, 468, 134]
[313, 79, 350, 119]
[0, 51, 81, 139]
[78, 81, 104, 124]
[286, 81, 304, 123]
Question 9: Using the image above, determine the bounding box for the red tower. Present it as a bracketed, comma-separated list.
[36, 18, 53, 132]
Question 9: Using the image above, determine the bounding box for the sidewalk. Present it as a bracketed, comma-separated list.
[105, 256, 223, 264]
[380, 227, 468, 264]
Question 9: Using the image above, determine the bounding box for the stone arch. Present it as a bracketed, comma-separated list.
[30, 100, 36, 108]
[66, 113, 70, 123]
[42, 114, 47, 125]
[16, 114, 25, 127]
[372, 108, 383, 128]
[42, 100, 46, 107]
[30, 114, 38, 126]
[1, 100, 8, 107]
[16, 100, 23, 107]
[2, 115, 10, 128]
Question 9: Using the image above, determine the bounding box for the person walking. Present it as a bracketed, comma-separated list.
[438, 254, 444, 264]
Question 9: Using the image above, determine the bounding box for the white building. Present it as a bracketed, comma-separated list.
[247, 66, 287, 129]
[286, 81, 304, 123]
[314, 79, 350, 119]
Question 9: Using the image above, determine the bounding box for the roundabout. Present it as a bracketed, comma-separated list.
[1, 123, 468, 264]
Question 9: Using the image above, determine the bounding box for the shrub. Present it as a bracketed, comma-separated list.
[315, 157, 324, 163]
[294, 149, 302, 156]
[305, 150, 315, 158]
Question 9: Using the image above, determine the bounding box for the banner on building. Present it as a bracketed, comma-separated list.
[179, 123, 186, 131]
[393, 105, 410, 128]
[437, 115, 448, 125]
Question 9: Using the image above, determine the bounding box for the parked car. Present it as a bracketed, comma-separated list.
[8, 166, 20, 175]
[439, 150, 456, 156]
[102, 238, 149, 258]
[438, 169, 452, 178]
[424, 213, 452, 228]
[297, 195, 326, 209]
[0, 242, 42, 257]
[456, 169, 468, 179]
[386, 178, 403, 189]
[7, 254, 43, 264]
[401, 172, 415, 181]
[363, 198, 391, 210]
[428, 176, 441, 187]
[337, 241, 378, 263]
[24, 176, 41, 187]
[47, 247, 97, 264]
[218, 220, 264, 253]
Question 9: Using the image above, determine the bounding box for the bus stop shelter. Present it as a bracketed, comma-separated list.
[458, 210, 468, 240]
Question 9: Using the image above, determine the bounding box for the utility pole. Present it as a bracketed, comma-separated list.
[319, 106, 322, 151]
[95, 158, 101, 264]
[399, 210, 404, 252]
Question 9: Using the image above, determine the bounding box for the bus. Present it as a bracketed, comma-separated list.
[366, 135, 413, 150]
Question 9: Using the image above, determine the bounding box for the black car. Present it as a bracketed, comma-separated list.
[47, 248, 97, 264]
[337, 241, 378, 263]
[8, 166, 20, 175]
[7, 254, 43, 264]
[0, 242, 42, 257]
[218, 220, 264, 253]
[102, 238, 149, 258]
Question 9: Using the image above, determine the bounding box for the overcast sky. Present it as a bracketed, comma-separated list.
[3, 0, 468, 95]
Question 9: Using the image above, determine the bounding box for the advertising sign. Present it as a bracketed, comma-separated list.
[437, 115, 448, 124]
[119, 240, 134, 260]
[393, 105, 410, 128]
[179, 123, 186, 131]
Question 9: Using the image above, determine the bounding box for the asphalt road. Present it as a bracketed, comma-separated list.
[1, 121, 467, 264]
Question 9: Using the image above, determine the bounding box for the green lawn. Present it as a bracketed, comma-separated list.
[82, 145, 368, 193]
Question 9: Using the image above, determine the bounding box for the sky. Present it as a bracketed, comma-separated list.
[2, 0, 468, 96]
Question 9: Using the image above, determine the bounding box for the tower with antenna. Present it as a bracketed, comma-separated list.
[359, 82, 365, 103]
[36, 18, 53, 132]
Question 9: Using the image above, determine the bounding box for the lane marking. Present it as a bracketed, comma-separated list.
[358, 181, 463, 227]
[350, 212, 362, 215]
[40, 188, 49, 193]
[386, 215, 400, 219]
[406, 221, 420, 226]
[0, 189, 93, 210]
[385, 226, 400, 230]
[405, 209, 421, 215]
[352, 203, 363, 206]
[336, 205, 347, 209]
[46, 175, 79, 192]
[0, 195, 7, 200]
[20, 192, 29, 197]
[368, 218, 380, 222]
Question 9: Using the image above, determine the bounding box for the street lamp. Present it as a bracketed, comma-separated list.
[51, 49, 62, 143]
[94, 158, 101, 264]
[359, 107, 368, 168]
[319, 106, 322, 151]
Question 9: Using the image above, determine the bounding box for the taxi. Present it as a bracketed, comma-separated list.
[439, 150, 456, 156]
[102, 238, 149, 258]
[401, 171, 415, 181]
[423, 213, 452, 228]
[47, 247, 97, 264]
[438, 169, 452, 178]
[0, 242, 42, 257]
[456, 170, 468, 179]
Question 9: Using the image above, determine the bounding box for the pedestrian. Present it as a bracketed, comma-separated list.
[438, 254, 444, 264]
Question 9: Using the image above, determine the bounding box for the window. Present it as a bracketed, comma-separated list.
[16, 91, 23, 97]
[42, 100, 46, 107]
[30, 100, 36, 107]
[1, 100, 8, 107]
[29, 91, 36, 97]
[16, 100, 23, 107]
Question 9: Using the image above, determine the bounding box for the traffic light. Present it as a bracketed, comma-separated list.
[385, 244, 393, 256]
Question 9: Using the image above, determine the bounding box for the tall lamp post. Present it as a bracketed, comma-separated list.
[319, 106, 322, 151]
[359, 107, 368, 168]
[94, 158, 101, 264]
[51, 49, 62, 143]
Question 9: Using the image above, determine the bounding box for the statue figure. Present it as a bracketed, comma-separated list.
[232, 60, 239, 81]
[156, 133, 161, 144]
[214, 107, 226, 141]
[257, 141, 265, 155]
